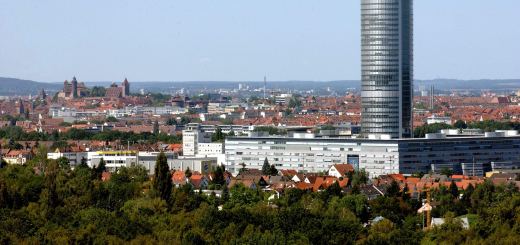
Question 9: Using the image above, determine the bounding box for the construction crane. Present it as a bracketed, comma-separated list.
[408, 187, 431, 229]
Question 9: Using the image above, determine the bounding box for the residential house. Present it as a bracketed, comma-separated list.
[4, 149, 34, 165]
[227, 179, 258, 190]
[327, 164, 355, 178]
[236, 175, 268, 189]
[173, 179, 188, 188]
[431, 217, 470, 229]
[292, 174, 306, 182]
[101, 172, 112, 181]
[190, 179, 208, 190]
[342, 183, 389, 199]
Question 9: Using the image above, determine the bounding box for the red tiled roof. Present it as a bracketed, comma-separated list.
[331, 164, 355, 176]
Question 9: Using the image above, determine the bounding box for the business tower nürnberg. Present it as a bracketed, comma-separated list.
[361, 0, 413, 138]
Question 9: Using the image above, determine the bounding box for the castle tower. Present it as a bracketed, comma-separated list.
[63, 80, 70, 92]
[122, 78, 130, 97]
[71, 76, 78, 97]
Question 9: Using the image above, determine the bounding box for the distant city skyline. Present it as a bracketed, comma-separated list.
[1, 1, 519, 83]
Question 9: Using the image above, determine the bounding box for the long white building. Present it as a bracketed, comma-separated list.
[225, 130, 520, 177]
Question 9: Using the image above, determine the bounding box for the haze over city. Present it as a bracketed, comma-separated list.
[1, 0, 519, 82]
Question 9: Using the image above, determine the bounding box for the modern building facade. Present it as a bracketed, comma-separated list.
[48, 149, 178, 174]
[225, 130, 520, 178]
[361, 0, 413, 138]
[182, 123, 212, 156]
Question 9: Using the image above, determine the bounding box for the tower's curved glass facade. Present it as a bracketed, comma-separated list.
[361, 0, 413, 138]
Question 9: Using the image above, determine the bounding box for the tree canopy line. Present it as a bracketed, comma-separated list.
[2, 150, 520, 243]
[0, 126, 182, 150]
[413, 119, 520, 138]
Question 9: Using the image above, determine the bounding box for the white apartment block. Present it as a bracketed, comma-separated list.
[182, 123, 211, 156]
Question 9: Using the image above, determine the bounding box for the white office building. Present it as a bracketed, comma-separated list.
[427, 115, 452, 125]
[225, 130, 520, 177]
[48, 149, 179, 174]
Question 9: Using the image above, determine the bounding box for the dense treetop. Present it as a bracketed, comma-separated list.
[1, 155, 520, 243]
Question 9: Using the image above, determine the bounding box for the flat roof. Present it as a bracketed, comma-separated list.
[226, 135, 520, 144]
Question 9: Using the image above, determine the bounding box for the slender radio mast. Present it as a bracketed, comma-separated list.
[264, 76, 266, 100]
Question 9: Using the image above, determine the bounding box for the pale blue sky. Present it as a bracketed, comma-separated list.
[1, 1, 519, 83]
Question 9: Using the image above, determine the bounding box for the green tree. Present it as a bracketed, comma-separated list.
[211, 126, 225, 142]
[182, 231, 205, 245]
[401, 182, 410, 201]
[386, 179, 400, 198]
[366, 218, 394, 244]
[221, 184, 230, 203]
[288, 98, 295, 107]
[152, 152, 172, 202]
[339, 194, 370, 223]
[413, 122, 454, 138]
[227, 182, 261, 208]
[221, 118, 233, 125]
[449, 181, 459, 199]
[267, 164, 278, 176]
[128, 119, 142, 125]
[92, 157, 106, 180]
[185, 167, 192, 178]
[227, 130, 235, 137]
[106, 116, 119, 122]
[321, 124, 335, 131]
[411, 170, 425, 178]
[55, 157, 70, 169]
[212, 165, 226, 189]
[58, 122, 72, 127]
[261, 157, 270, 175]
[43, 161, 58, 212]
[414, 103, 428, 109]
[240, 163, 247, 173]
[471, 181, 495, 213]
[325, 181, 344, 199]
[351, 185, 361, 195]
[97, 157, 106, 172]
[454, 120, 467, 129]
[77, 156, 89, 170]
[180, 117, 190, 125]
[165, 117, 177, 126]
[440, 168, 453, 177]
[352, 168, 369, 186]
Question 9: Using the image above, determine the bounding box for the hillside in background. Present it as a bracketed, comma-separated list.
[2, 77, 520, 96]
[0, 77, 62, 96]
[84, 79, 520, 95]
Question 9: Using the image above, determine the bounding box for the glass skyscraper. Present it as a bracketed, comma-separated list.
[361, 0, 413, 138]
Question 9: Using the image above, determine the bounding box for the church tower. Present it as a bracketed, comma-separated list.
[39, 88, 46, 99]
[16, 98, 24, 115]
[122, 78, 130, 97]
